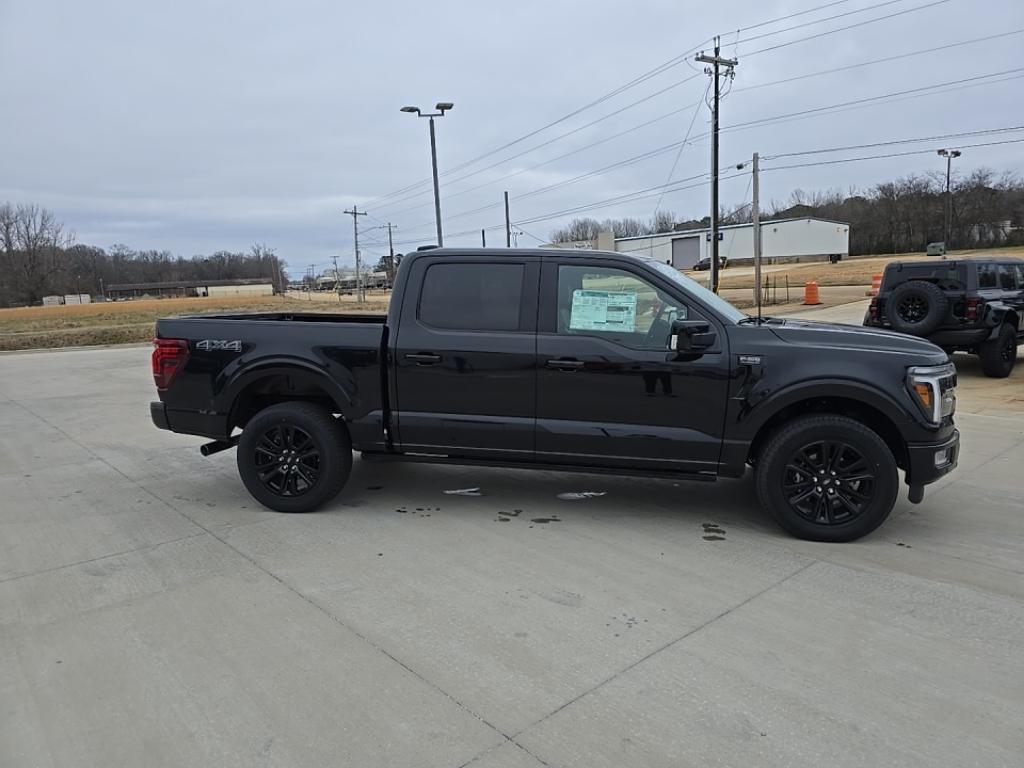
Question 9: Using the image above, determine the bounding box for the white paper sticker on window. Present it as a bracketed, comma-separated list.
[569, 290, 637, 332]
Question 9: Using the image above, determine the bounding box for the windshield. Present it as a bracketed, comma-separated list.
[645, 259, 746, 324]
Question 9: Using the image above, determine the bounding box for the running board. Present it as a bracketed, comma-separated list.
[359, 451, 717, 482]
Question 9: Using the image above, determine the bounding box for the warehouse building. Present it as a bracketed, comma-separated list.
[106, 278, 275, 300]
[545, 217, 850, 270]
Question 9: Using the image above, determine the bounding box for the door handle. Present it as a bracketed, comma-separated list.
[405, 353, 442, 365]
[546, 359, 585, 371]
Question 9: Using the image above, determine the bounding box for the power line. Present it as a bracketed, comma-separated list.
[764, 125, 1024, 160]
[735, 0, 909, 47]
[358, 1, 929, 209]
[375, 28, 1017, 222]
[733, 0, 857, 34]
[744, 0, 951, 57]
[724, 67, 1024, 134]
[733, 28, 1024, 94]
[398, 71, 1024, 239]
[762, 137, 1024, 171]
[653, 81, 711, 217]
[369, 75, 705, 216]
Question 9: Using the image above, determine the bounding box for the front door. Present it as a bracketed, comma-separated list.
[392, 254, 539, 459]
[535, 258, 730, 473]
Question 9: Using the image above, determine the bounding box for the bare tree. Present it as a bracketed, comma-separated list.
[11, 205, 72, 302]
[650, 210, 677, 234]
[549, 217, 604, 243]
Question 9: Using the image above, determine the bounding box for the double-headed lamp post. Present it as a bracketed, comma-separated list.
[937, 149, 961, 248]
[401, 102, 453, 247]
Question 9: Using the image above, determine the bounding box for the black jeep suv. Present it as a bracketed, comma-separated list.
[865, 258, 1024, 377]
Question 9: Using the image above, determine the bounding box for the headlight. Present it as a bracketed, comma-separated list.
[907, 364, 957, 424]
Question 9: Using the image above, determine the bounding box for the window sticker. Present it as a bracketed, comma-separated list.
[569, 290, 637, 332]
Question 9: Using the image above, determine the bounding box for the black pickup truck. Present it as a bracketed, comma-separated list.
[152, 248, 959, 542]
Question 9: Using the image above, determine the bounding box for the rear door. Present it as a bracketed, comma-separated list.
[534, 255, 731, 473]
[392, 254, 540, 458]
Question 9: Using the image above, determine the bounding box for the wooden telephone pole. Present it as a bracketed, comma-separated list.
[696, 37, 737, 294]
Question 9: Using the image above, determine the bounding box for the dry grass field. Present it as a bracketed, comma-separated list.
[0, 294, 389, 351]
[2, 247, 1021, 351]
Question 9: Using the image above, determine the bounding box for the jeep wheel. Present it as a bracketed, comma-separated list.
[885, 280, 948, 336]
[237, 402, 352, 513]
[978, 323, 1017, 378]
[755, 415, 898, 542]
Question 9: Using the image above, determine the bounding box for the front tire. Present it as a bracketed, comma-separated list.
[237, 402, 352, 513]
[977, 323, 1017, 378]
[755, 415, 899, 542]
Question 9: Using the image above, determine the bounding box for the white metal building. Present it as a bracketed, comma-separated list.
[546, 218, 850, 270]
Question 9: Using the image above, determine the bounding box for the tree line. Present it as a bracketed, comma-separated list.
[549, 167, 1024, 255]
[0, 203, 287, 306]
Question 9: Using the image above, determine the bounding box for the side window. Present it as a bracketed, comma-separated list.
[977, 264, 998, 289]
[998, 265, 1017, 290]
[556, 264, 687, 349]
[1016, 265, 1024, 289]
[419, 263, 525, 332]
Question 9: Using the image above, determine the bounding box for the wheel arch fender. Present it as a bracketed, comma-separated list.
[741, 379, 912, 467]
[986, 305, 1019, 338]
[220, 359, 356, 428]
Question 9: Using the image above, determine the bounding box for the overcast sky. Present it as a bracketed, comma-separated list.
[2, 0, 1022, 277]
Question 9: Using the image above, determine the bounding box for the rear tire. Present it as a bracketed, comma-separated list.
[237, 402, 352, 513]
[755, 415, 899, 542]
[885, 280, 948, 336]
[978, 323, 1017, 378]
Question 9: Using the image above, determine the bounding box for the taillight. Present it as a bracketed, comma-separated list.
[965, 297, 983, 322]
[152, 338, 189, 389]
[868, 297, 879, 321]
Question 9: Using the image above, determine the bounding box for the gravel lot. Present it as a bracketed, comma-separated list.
[2, 308, 1022, 767]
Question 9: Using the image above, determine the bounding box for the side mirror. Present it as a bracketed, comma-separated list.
[671, 320, 716, 353]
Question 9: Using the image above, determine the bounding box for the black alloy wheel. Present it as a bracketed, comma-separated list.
[783, 440, 875, 526]
[254, 423, 321, 497]
[755, 414, 898, 542]
[895, 295, 929, 325]
[237, 402, 352, 513]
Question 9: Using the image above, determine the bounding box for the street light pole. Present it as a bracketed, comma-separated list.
[937, 149, 961, 248]
[401, 102, 454, 247]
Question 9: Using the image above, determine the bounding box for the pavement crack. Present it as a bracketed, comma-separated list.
[0, 532, 209, 585]
[510, 560, 817, 740]
[5, 395, 515, 747]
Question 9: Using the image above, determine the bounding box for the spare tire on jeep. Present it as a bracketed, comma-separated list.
[885, 280, 949, 336]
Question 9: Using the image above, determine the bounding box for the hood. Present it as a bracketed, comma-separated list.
[768, 318, 948, 361]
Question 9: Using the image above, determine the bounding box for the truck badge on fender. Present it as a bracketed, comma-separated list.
[196, 339, 242, 352]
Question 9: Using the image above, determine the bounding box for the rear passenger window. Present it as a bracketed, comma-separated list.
[1016, 265, 1024, 288]
[419, 263, 525, 332]
[977, 264, 998, 289]
[998, 265, 1017, 290]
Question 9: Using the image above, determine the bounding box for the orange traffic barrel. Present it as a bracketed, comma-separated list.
[803, 281, 822, 305]
[867, 273, 883, 297]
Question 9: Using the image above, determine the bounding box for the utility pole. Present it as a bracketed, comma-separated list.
[343, 206, 368, 302]
[481, 229, 486, 247]
[330, 254, 342, 303]
[751, 153, 761, 317]
[504, 191, 511, 247]
[385, 222, 397, 286]
[735, 153, 762, 316]
[937, 149, 961, 248]
[697, 37, 738, 294]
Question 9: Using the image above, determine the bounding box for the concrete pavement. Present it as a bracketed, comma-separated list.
[1, 344, 1023, 767]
